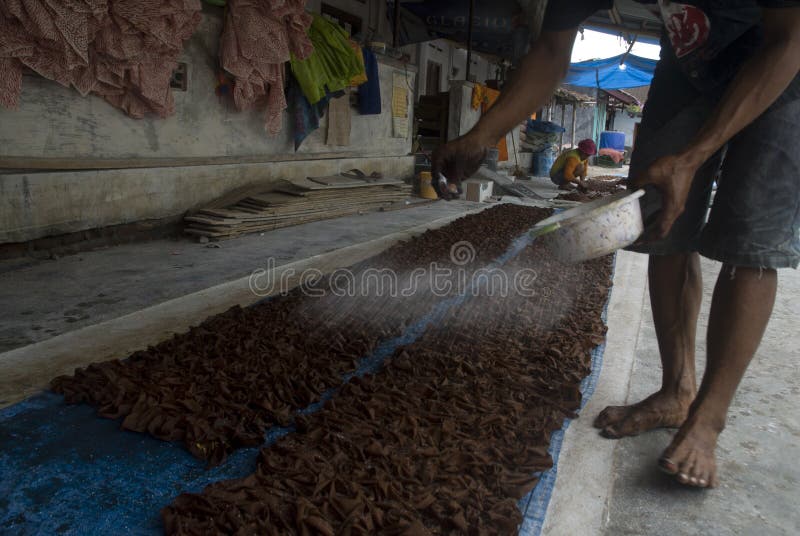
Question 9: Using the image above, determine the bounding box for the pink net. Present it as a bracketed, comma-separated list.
[0, 0, 201, 118]
[220, 0, 313, 136]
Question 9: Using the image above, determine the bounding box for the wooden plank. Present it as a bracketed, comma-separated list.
[307, 175, 367, 187]
[189, 201, 411, 226]
[185, 201, 416, 239]
[286, 177, 404, 191]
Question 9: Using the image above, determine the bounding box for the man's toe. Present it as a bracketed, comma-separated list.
[611, 413, 650, 437]
[658, 455, 678, 475]
[677, 450, 697, 483]
[593, 406, 626, 429]
[696, 465, 711, 488]
[600, 425, 622, 439]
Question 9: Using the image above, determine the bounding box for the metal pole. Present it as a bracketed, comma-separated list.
[571, 103, 577, 147]
[594, 68, 601, 142]
[559, 103, 566, 150]
[465, 0, 475, 81]
[392, 0, 401, 49]
[620, 34, 638, 68]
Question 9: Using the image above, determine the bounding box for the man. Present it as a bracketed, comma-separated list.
[549, 138, 597, 190]
[432, 1, 800, 488]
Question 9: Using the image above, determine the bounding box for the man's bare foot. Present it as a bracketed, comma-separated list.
[658, 413, 721, 488]
[593, 390, 692, 438]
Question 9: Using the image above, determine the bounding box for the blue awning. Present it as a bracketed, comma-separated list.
[564, 54, 657, 89]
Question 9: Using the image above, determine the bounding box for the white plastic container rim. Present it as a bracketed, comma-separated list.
[532, 189, 645, 234]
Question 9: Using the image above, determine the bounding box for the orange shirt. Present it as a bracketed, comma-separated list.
[562, 155, 587, 181]
[550, 149, 587, 181]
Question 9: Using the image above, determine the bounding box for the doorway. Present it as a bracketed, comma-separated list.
[425, 60, 442, 96]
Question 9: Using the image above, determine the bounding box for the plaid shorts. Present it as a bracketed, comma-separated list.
[627, 57, 800, 269]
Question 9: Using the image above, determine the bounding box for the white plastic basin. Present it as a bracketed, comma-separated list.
[531, 189, 646, 263]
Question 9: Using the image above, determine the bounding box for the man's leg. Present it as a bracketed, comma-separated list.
[594, 252, 701, 437]
[664, 74, 800, 487]
[600, 56, 718, 438]
[659, 265, 777, 487]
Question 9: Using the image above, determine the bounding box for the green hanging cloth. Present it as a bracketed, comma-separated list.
[290, 14, 363, 105]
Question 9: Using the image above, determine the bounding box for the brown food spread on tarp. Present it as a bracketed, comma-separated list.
[556, 191, 597, 202]
[584, 178, 624, 193]
[160, 224, 613, 534]
[51, 205, 548, 465]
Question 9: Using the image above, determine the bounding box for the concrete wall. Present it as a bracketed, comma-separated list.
[450, 48, 494, 85]
[0, 156, 413, 244]
[447, 81, 482, 140]
[0, 10, 414, 167]
[418, 40, 451, 96]
[416, 40, 499, 99]
[0, 6, 416, 243]
[554, 104, 595, 150]
[611, 111, 640, 147]
[446, 80, 521, 170]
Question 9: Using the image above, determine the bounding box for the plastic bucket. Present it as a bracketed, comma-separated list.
[531, 150, 555, 177]
[485, 148, 500, 171]
[418, 171, 438, 199]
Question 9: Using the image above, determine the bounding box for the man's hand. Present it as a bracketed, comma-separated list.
[631, 153, 699, 240]
[428, 27, 577, 200]
[431, 133, 488, 200]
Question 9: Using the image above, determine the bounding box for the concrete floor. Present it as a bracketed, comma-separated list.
[602, 258, 800, 536]
[0, 200, 482, 354]
[545, 252, 800, 535]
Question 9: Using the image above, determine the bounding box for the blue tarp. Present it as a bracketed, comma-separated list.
[564, 53, 657, 89]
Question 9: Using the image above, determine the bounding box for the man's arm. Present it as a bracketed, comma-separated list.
[469, 29, 577, 147]
[431, 29, 577, 197]
[634, 7, 800, 239]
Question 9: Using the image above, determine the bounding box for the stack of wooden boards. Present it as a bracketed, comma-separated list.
[184, 176, 413, 240]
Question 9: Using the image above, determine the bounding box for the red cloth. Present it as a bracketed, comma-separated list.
[0, 0, 202, 118]
[598, 147, 625, 164]
[220, 0, 313, 137]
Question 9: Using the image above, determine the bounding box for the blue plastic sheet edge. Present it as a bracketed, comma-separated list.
[517, 252, 617, 535]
